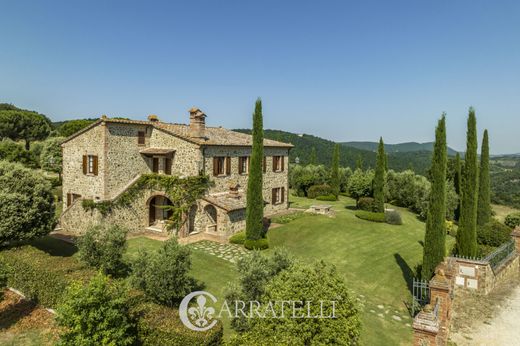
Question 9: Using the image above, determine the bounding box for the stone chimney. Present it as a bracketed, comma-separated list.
[148, 114, 159, 122]
[189, 107, 206, 138]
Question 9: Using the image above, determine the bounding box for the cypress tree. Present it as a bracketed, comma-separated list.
[309, 147, 317, 165]
[456, 108, 479, 257]
[421, 115, 447, 280]
[477, 130, 491, 227]
[453, 153, 462, 221]
[245, 99, 264, 241]
[330, 144, 340, 199]
[373, 137, 386, 213]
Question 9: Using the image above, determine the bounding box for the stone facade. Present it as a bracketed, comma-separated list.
[60, 111, 291, 239]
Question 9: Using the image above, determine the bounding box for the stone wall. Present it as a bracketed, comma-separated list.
[62, 122, 107, 207]
[203, 146, 289, 214]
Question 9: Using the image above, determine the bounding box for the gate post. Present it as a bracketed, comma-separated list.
[511, 227, 520, 253]
[429, 265, 452, 345]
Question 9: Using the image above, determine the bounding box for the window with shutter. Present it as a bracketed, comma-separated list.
[238, 156, 248, 175]
[225, 157, 231, 175]
[164, 158, 172, 175]
[281, 156, 284, 172]
[85, 155, 98, 175]
[213, 157, 226, 176]
[138, 131, 145, 145]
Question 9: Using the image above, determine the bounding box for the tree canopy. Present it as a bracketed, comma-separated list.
[0, 110, 51, 149]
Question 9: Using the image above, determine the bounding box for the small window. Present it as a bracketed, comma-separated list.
[83, 155, 98, 175]
[152, 157, 159, 173]
[164, 157, 172, 175]
[238, 156, 249, 174]
[138, 131, 145, 145]
[272, 187, 285, 205]
[66, 193, 82, 207]
[213, 157, 230, 176]
[272, 156, 284, 172]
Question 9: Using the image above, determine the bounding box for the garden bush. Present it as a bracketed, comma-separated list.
[229, 231, 246, 244]
[307, 184, 334, 199]
[385, 210, 403, 225]
[0, 259, 6, 300]
[477, 219, 512, 247]
[446, 220, 457, 236]
[357, 197, 375, 211]
[130, 238, 199, 307]
[354, 211, 386, 223]
[316, 194, 337, 201]
[0, 161, 56, 244]
[136, 301, 223, 346]
[56, 272, 137, 346]
[244, 238, 269, 250]
[77, 224, 128, 276]
[504, 212, 520, 229]
[0, 245, 94, 307]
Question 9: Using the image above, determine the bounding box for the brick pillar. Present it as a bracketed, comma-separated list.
[511, 227, 520, 253]
[429, 269, 452, 345]
[413, 304, 439, 346]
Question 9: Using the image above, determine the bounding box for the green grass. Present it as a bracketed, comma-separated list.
[268, 194, 455, 345]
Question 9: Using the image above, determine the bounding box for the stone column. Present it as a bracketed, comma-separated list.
[511, 227, 520, 253]
[429, 268, 452, 345]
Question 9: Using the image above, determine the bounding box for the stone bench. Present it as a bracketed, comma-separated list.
[309, 205, 332, 214]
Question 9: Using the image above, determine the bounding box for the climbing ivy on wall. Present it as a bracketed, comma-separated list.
[82, 174, 212, 233]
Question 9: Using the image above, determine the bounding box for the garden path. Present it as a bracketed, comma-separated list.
[188, 240, 247, 263]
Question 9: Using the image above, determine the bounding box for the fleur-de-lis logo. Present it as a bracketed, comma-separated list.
[188, 294, 215, 327]
[180, 291, 218, 331]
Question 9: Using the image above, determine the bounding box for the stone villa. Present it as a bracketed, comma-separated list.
[59, 108, 292, 239]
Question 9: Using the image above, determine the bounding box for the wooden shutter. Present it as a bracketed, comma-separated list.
[238, 157, 243, 174]
[82, 155, 87, 174]
[281, 156, 285, 172]
[247, 157, 250, 173]
[263, 156, 266, 173]
[281, 187, 285, 203]
[165, 158, 172, 175]
[67, 193, 72, 207]
[93, 156, 98, 176]
[226, 157, 231, 175]
[272, 156, 276, 172]
[138, 131, 145, 145]
[213, 157, 219, 176]
[272, 188, 276, 204]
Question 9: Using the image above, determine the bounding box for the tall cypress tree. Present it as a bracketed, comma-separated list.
[453, 153, 462, 221]
[246, 99, 264, 241]
[373, 137, 386, 213]
[456, 108, 479, 257]
[421, 115, 447, 280]
[330, 144, 340, 199]
[477, 130, 491, 227]
[309, 147, 317, 165]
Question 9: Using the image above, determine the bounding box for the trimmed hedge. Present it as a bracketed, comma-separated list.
[357, 197, 375, 212]
[229, 231, 246, 244]
[0, 245, 95, 307]
[271, 212, 308, 224]
[136, 301, 223, 346]
[307, 184, 334, 199]
[385, 210, 403, 225]
[244, 238, 269, 250]
[316, 194, 337, 201]
[504, 212, 520, 229]
[477, 220, 512, 247]
[354, 211, 386, 223]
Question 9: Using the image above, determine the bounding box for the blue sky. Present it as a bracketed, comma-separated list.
[1, 1, 519, 154]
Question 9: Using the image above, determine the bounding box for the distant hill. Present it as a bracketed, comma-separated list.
[234, 129, 434, 175]
[341, 141, 458, 156]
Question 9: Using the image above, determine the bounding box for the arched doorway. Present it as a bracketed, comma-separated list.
[148, 195, 173, 230]
[204, 205, 218, 232]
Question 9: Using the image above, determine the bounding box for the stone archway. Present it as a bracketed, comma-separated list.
[204, 205, 218, 232]
[147, 194, 173, 229]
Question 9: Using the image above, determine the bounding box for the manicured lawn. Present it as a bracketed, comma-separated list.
[269, 194, 455, 346]
[492, 203, 519, 223]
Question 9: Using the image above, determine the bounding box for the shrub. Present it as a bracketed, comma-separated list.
[357, 197, 375, 211]
[385, 210, 403, 225]
[136, 302, 223, 346]
[77, 224, 128, 276]
[0, 245, 94, 307]
[307, 184, 334, 199]
[225, 249, 294, 332]
[446, 220, 457, 236]
[229, 231, 246, 244]
[0, 140, 38, 167]
[354, 211, 386, 223]
[477, 244, 497, 258]
[56, 272, 137, 346]
[477, 220, 512, 247]
[0, 259, 6, 300]
[347, 169, 374, 201]
[244, 238, 269, 250]
[289, 164, 329, 197]
[0, 161, 56, 244]
[229, 261, 361, 345]
[504, 212, 520, 229]
[130, 238, 199, 307]
[316, 194, 337, 201]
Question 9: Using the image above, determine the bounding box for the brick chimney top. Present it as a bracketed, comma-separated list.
[189, 107, 206, 138]
[148, 114, 159, 122]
